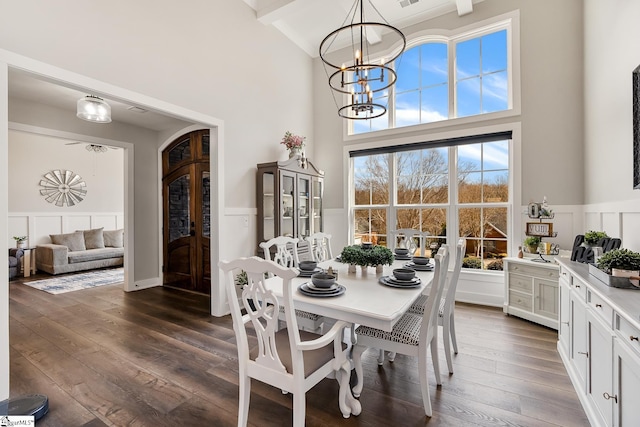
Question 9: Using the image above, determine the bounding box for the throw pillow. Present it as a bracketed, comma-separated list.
[104, 229, 124, 248]
[50, 231, 86, 252]
[80, 227, 105, 249]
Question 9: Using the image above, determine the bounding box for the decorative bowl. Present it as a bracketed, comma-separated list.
[412, 256, 430, 265]
[393, 268, 416, 281]
[394, 248, 409, 255]
[299, 260, 318, 271]
[311, 273, 336, 288]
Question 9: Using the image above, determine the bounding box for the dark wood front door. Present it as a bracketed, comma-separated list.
[162, 130, 211, 294]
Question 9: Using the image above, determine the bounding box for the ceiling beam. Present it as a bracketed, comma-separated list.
[257, 0, 315, 25]
[454, 0, 473, 16]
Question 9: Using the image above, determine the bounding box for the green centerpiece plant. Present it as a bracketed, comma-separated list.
[340, 244, 394, 270]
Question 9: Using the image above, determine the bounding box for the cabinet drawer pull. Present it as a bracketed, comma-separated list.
[631, 336, 639, 342]
[602, 392, 618, 403]
[595, 303, 602, 308]
[575, 284, 581, 288]
[562, 272, 567, 276]
[578, 351, 589, 357]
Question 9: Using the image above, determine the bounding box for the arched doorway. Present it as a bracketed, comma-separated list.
[162, 129, 211, 294]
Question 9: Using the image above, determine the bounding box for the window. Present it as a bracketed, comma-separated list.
[351, 20, 512, 135]
[350, 134, 511, 270]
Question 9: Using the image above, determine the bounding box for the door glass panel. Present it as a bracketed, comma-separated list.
[201, 134, 210, 157]
[282, 174, 295, 237]
[263, 172, 275, 240]
[168, 137, 191, 168]
[168, 175, 190, 242]
[202, 171, 210, 237]
[313, 179, 323, 234]
[299, 176, 310, 237]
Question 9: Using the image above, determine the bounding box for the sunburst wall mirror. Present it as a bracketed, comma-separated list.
[39, 169, 87, 207]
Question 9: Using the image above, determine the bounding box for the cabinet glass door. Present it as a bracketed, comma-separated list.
[298, 176, 310, 238]
[312, 177, 323, 234]
[262, 172, 275, 240]
[281, 172, 295, 237]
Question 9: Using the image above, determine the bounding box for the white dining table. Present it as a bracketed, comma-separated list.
[265, 258, 435, 332]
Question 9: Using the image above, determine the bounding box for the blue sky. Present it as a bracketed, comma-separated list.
[354, 29, 508, 134]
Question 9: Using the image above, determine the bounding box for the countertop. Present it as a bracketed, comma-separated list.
[555, 257, 640, 328]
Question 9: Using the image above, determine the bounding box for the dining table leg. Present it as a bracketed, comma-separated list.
[351, 344, 366, 398]
[337, 362, 362, 417]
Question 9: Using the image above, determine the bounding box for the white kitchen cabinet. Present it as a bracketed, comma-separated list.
[558, 266, 572, 357]
[556, 258, 640, 427]
[586, 307, 614, 426]
[504, 258, 559, 329]
[613, 314, 640, 426]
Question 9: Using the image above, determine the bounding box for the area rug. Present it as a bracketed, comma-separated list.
[24, 268, 124, 294]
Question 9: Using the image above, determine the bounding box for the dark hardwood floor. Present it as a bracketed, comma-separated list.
[8, 273, 589, 426]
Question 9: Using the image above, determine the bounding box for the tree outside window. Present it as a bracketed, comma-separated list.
[351, 138, 510, 271]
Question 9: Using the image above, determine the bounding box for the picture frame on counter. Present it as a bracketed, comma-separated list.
[526, 222, 554, 237]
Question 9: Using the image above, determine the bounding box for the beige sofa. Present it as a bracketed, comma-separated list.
[36, 228, 124, 275]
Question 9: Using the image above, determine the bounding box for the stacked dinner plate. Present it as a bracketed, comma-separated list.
[404, 261, 434, 272]
[298, 267, 323, 278]
[298, 282, 346, 297]
[378, 275, 422, 288]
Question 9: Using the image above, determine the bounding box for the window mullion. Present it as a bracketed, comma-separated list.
[389, 153, 397, 239]
[448, 40, 456, 119]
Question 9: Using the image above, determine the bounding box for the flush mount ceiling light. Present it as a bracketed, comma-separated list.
[76, 95, 112, 123]
[319, 0, 406, 120]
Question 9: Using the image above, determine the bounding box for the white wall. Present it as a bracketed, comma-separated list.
[8, 130, 123, 213]
[583, 0, 640, 206]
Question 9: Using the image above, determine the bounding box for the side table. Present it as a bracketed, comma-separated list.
[21, 247, 37, 277]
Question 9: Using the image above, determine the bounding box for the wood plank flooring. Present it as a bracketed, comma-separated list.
[8, 273, 589, 426]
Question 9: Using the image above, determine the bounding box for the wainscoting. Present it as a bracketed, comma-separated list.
[8, 212, 124, 248]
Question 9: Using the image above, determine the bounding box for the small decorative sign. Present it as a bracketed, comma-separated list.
[526, 222, 554, 237]
[527, 202, 540, 218]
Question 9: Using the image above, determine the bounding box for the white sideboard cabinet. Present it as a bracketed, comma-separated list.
[556, 258, 640, 427]
[503, 257, 559, 329]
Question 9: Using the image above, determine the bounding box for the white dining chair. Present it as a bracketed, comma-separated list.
[407, 239, 466, 374]
[392, 228, 426, 256]
[305, 232, 333, 262]
[219, 256, 360, 426]
[379, 244, 449, 365]
[351, 252, 448, 417]
[259, 236, 324, 333]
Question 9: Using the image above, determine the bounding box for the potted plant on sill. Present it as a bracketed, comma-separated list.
[583, 230, 608, 247]
[340, 244, 394, 273]
[596, 248, 640, 280]
[523, 236, 541, 254]
[13, 236, 27, 249]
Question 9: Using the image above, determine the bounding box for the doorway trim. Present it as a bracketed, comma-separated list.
[1, 48, 226, 401]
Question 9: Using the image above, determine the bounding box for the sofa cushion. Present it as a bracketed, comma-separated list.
[80, 227, 105, 249]
[67, 247, 124, 264]
[104, 229, 124, 248]
[50, 231, 86, 252]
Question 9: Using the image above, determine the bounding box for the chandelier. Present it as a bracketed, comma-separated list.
[86, 144, 108, 153]
[319, 0, 406, 120]
[76, 95, 112, 123]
